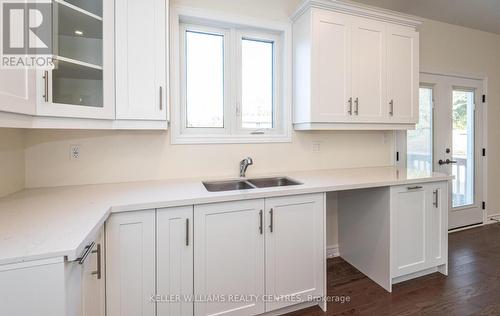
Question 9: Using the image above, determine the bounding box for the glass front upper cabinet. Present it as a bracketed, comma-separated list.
[52, 0, 103, 108]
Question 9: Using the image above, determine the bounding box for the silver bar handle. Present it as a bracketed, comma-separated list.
[43, 71, 49, 102]
[159, 86, 163, 110]
[348, 97, 353, 115]
[354, 97, 359, 115]
[389, 99, 394, 116]
[433, 190, 439, 208]
[269, 208, 274, 233]
[186, 218, 189, 246]
[259, 210, 263, 235]
[77, 242, 95, 264]
[407, 186, 423, 190]
[91, 244, 101, 279]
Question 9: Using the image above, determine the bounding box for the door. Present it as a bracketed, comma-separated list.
[391, 185, 427, 277]
[387, 24, 419, 123]
[311, 10, 353, 122]
[400, 73, 485, 230]
[37, 0, 114, 119]
[0, 69, 36, 115]
[194, 199, 265, 316]
[82, 228, 105, 316]
[106, 210, 156, 316]
[264, 193, 325, 312]
[157, 206, 193, 316]
[423, 73, 484, 229]
[426, 182, 448, 267]
[115, 0, 167, 120]
[351, 18, 386, 121]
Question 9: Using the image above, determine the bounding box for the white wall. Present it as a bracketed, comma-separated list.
[0, 129, 24, 198]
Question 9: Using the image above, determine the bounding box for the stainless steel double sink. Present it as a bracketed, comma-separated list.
[203, 177, 302, 192]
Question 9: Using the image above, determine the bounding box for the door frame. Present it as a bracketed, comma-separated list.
[395, 71, 488, 228]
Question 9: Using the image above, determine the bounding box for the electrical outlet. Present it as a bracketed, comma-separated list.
[70, 145, 81, 160]
[312, 141, 321, 153]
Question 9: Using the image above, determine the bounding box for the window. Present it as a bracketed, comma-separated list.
[174, 17, 290, 144]
[407, 87, 433, 172]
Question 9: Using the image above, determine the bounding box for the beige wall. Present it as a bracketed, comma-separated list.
[17, 1, 500, 247]
[0, 129, 25, 198]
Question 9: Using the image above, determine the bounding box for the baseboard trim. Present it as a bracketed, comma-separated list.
[326, 245, 339, 258]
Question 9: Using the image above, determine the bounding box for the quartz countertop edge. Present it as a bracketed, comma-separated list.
[0, 167, 452, 266]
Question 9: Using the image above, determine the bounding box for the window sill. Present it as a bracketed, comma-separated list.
[171, 133, 292, 144]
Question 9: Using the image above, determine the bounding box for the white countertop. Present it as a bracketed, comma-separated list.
[0, 166, 451, 266]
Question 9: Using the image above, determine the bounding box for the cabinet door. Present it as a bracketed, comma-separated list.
[115, 0, 167, 120]
[426, 182, 448, 267]
[387, 25, 419, 123]
[265, 193, 325, 312]
[82, 228, 105, 316]
[0, 69, 36, 115]
[352, 18, 387, 121]
[194, 199, 265, 316]
[106, 210, 156, 316]
[391, 185, 429, 277]
[157, 206, 193, 316]
[37, 0, 115, 119]
[311, 10, 353, 122]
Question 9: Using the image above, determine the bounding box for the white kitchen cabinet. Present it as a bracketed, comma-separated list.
[0, 69, 36, 115]
[352, 18, 386, 121]
[157, 206, 193, 316]
[106, 210, 156, 316]
[391, 182, 448, 279]
[37, 0, 115, 120]
[82, 228, 105, 316]
[264, 193, 325, 312]
[292, 0, 421, 130]
[115, 0, 168, 121]
[387, 24, 419, 123]
[194, 199, 265, 316]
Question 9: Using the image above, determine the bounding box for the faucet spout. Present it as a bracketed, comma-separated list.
[239, 157, 253, 177]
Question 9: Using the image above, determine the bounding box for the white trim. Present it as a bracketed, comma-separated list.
[291, 0, 423, 28]
[294, 122, 416, 131]
[0, 111, 168, 130]
[170, 6, 292, 144]
[326, 245, 339, 258]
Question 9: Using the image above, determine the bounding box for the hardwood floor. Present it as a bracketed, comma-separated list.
[286, 223, 500, 316]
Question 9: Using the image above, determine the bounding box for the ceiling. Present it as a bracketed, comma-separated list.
[351, 0, 500, 34]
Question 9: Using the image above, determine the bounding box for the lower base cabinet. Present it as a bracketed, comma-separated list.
[105, 194, 325, 316]
[391, 182, 448, 279]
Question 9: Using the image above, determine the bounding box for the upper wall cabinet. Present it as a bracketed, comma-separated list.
[0, 0, 168, 130]
[292, 0, 421, 130]
[115, 0, 167, 121]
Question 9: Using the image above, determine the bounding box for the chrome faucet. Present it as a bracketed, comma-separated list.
[239, 157, 253, 177]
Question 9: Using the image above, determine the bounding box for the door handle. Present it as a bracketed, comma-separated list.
[348, 97, 353, 115]
[269, 208, 274, 233]
[259, 210, 263, 235]
[438, 159, 457, 165]
[389, 99, 394, 116]
[354, 97, 359, 115]
[407, 186, 423, 190]
[159, 86, 163, 110]
[433, 190, 439, 208]
[77, 242, 95, 264]
[91, 244, 101, 279]
[43, 71, 49, 102]
[185, 218, 189, 246]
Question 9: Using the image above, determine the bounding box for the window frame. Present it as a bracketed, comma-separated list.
[171, 7, 292, 144]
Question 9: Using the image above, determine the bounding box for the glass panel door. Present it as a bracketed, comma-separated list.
[452, 90, 475, 208]
[407, 87, 433, 173]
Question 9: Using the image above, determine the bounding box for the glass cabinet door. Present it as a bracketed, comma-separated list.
[51, 0, 103, 108]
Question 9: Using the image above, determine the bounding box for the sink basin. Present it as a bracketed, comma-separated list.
[247, 177, 302, 188]
[203, 177, 302, 192]
[203, 180, 257, 192]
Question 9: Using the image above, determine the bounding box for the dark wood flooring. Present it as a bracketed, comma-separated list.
[286, 223, 500, 316]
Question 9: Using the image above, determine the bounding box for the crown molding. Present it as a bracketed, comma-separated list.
[291, 0, 423, 28]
